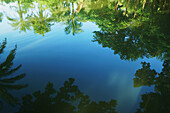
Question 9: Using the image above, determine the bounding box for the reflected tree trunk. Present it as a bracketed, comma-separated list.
[18, 0, 23, 21]
[133, 0, 140, 18]
[76, 2, 83, 13]
[143, 0, 146, 9]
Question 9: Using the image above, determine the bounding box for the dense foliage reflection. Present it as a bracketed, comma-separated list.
[0, 39, 27, 111]
[1, 0, 169, 61]
[134, 60, 170, 113]
[0, 0, 169, 112]
[17, 78, 117, 113]
[92, 0, 170, 61]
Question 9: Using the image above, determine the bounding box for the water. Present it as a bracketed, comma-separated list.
[0, 0, 169, 113]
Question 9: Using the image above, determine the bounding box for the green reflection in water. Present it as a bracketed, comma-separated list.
[134, 60, 170, 113]
[0, 0, 169, 112]
[1, 0, 169, 61]
[0, 13, 2, 22]
[17, 78, 117, 113]
[0, 37, 169, 112]
[6, 1, 31, 32]
[0, 38, 27, 111]
[1, 0, 169, 35]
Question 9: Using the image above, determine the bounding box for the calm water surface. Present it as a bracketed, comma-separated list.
[0, 0, 169, 113]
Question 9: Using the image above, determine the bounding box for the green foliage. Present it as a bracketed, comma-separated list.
[1, 1, 170, 112]
[0, 13, 3, 22]
[0, 38, 27, 111]
[65, 18, 83, 36]
[3, 0, 170, 41]
[7, 16, 31, 32]
[17, 78, 117, 113]
[93, 29, 148, 61]
[133, 60, 170, 113]
[92, 0, 170, 61]
[6, 1, 31, 32]
[136, 92, 170, 113]
[133, 62, 157, 87]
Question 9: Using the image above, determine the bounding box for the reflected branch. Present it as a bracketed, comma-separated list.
[17, 78, 117, 113]
[0, 38, 27, 111]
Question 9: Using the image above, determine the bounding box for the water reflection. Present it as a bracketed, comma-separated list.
[134, 60, 170, 113]
[17, 78, 117, 113]
[0, 38, 27, 111]
[0, 13, 2, 22]
[92, 0, 170, 61]
[0, 38, 169, 112]
[6, 1, 31, 32]
[1, 0, 170, 37]
[0, 0, 169, 113]
[1, 0, 169, 59]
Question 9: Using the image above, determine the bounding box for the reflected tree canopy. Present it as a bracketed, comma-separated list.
[134, 60, 170, 113]
[0, 39, 27, 111]
[6, 1, 32, 32]
[28, 1, 53, 36]
[1, 0, 169, 60]
[133, 62, 157, 87]
[0, 0, 169, 112]
[92, 0, 170, 61]
[64, 2, 83, 36]
[17, 78, 117, 113]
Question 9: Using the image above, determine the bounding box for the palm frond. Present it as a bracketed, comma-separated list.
[0, 73, 26, 83]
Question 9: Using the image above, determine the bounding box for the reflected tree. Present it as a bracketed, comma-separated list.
[133, 62, 157, 87]
[0, 13, 3, 22]
[0, 38, 27, 111]
[92, 0, 170, 61]
[93, 28, 147, 61]
[136, 92, 170, 113]
[28, 1, 53, 36]
[6, 0, 32, 32]
[50, 0, 70, 22]
[64, 2, 83, 36]
[2, 0, 170, 39]
[17, 78, 117, 113]
[134, 60, 170, 113]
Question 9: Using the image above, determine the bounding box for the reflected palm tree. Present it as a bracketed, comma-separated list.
[7, 1, 31, 32]
[50, 1, 70, 22]
[0, 38, 27, 111]
[28, 1, 53, 36]
[17, 78, 117, 113]
[64, 2, 83, 36]
[65, 17, 82, 36]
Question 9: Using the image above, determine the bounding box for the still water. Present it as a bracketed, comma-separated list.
[0, 0, 169, 113]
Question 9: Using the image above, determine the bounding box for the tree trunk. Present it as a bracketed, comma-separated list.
[18, 0, 23, 21]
